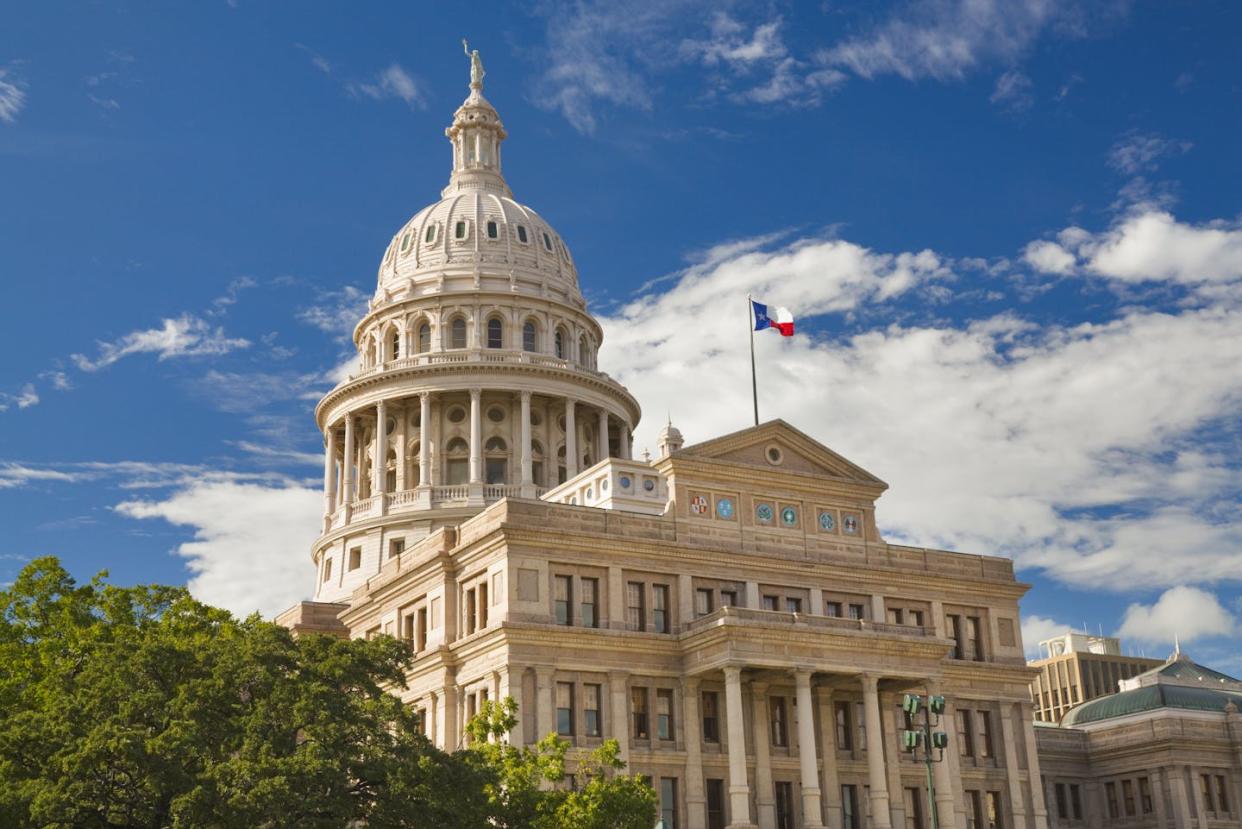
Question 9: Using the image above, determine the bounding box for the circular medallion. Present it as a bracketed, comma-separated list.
[716, 498, 734, 519]
[619, 475, 632, 489]
[781, 506, 797, 526]
[586, 487, 593, 499]
[843, 514, 860, 535]
[756, 503, 774, 523]
[818, 511, 835, 531]
[643, 479, 655, 492]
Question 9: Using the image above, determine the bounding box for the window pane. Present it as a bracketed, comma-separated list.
[661, 778, 678, 829]
[626, 582, 645, 631]
[523, 321, 536, 352]
[632, 687, 648, 738]
[653, 585, 669, 633]
[556, 682, 574, 736]
[554, 575, 571, 625]
[702, 692, 719, 742]
[657, 689, 674, 740]
[584, 684, 601, 736]
[486, 318, 503, 349]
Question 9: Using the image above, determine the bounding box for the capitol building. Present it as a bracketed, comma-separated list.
[277, 55, 1241, 829]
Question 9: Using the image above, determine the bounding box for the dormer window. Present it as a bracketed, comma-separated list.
[455, 221, 468, 240]
[486, 221, 499, 239]
[516, 225, 528, 244]
[542, 232, 553, 252]
[400, 233, 411, 253]
[424, 224, 438, 244]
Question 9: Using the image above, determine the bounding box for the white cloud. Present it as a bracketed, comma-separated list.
[115, 479, 323, 618]
[15, 384, 38, 408]
[1085, 212, 1242, 285]
[598, 229, 1242, 595]
[70, 314, 250, 372]
[1022, 239, 1075, 274]
[350, 64, 424, 108]
[0, 67, 27, 124]
[1108, 130, 1193, 175]
[1118, 586, 1236, 647]
[0, 463, 80, 489]
[821, 0, 1064, 82]
[297, 285, 369, 337]
[990, 70, 1033, 112]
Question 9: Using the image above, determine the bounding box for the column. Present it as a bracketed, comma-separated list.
[428, 690, 440, 747]
[323, 425, 337, 518]
[862, 675, 893, 829]
[796, 670, 826, 828]
[395, 401, 408, 491]
[520, 391, 533, 487]
[1168, 767, 1193, 829]
[928, 683, 959, 829]
[1152, 768, 1168, 829]
[1021, 707, 1049, 829]
[469, 389, 482, 484]
[440, 682, 458, 751]
[565, 399, 578, 478]
[752, 681, 775, 829]
[682, 677, 707, 829]
[535, 666, 555, 741]
[597, 408, 609, 462]
[723, 666, 756, 829]
[999, 703, 1030, 829]
[342, 414, 355, 506]
[373, 399, 388, 496]
[882, 694, 906, 829]
[418, 393, 431, 488]
[610, 670, 631, 765]
[608, 566, 625, 630]
[818, 688, 843, 829]
[745, 581, 760, 609]
[620, 423, 632, 459]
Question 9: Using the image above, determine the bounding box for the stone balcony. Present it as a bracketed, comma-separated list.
[325, 484, 549, 532]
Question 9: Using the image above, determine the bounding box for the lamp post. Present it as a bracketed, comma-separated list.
[901, 693, 949, 829]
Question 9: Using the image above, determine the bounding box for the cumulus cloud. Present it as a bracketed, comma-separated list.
[350, 64, 425, 108]
[0, 67, 27, 124]
[1108, 130, 1193, 175]
[1022, 239, 1076, 274]
[599, 229, 1242, 595]
[1118, 586, 1236, 647]
[115, 479, 323, 617]
[70, 314, 250, 372]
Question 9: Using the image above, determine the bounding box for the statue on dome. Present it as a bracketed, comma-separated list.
[462, 39, 485, 88]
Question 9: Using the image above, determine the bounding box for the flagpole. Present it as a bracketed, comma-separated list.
[747, 294, 758, 426]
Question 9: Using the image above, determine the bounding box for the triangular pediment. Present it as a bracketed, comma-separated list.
[675, 419, 887, 489]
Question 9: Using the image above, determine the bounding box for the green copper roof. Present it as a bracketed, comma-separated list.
[1152, 658, 1237, 683]
[1062, 683, 1242, 726]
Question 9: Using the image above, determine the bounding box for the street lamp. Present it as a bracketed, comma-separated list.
[900, 693, 949, 829]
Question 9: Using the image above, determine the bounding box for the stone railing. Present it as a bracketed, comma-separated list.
[484, 484, 523, 499]
[431, 485, 470, 504]
[344, 349, 611, 385]
[685, 605, 936, 638]
[351, 495, 380, 519]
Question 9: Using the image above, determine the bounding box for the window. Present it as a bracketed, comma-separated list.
[322, 557, 332, 583]
[887, 608, 904, 625]
[626, 582, 646, 631]
[1070, 784, 1083, 820]
[1122, 780, 1136, 817]
[657, 689, 674, 740]
[348, 547, 362, 571]
[842, 785, 861, 829]
[484, 436, 508, 484]
[977, 710, 994, 758]
[1055, 784, 1068, 821]
[785, 597, 802, 613]
[389, 538, 405, 559]
[910, 609, 925, 627]
[485, 317, 503, 349]
[455, 220, 467, 239]
[826, 601, 843, 617]
[389, 329, 400, 361]
[706, 779, 726, 829]
[775, 781, 794, 829]
[445, 437, 468, 485]
[966, 616, 984, 661]
[556, 682, 574, 736]
[985, 791, 1003, 829]
[660, 778, 678, 829]
[770, 697, 788, 747]
[584, 684, 602, 737]
[1201, 775, 1215, 814]
[967, 791, 983, 829]
[414, 322, 430, 353]
[543, 231, 554, 251]
[449, 317, 467, 349]
[464, 588, 477, 635]
[578, 335, 591, 368]
[523, 320, 537, 352]
[957, 709, 974, 758]
[1105, 782, 1118, 819]
[720, 589, 738, 608]
[855, 701, 867, 746]
[415, 607, 427, 651]
[424, 224, 437, 243]
[554, 575, 572, 625]
[905, 787, 925, 829]
[486, 220, 498, 239]
[848, 603, 866, 620]
[554, 328, 566, 359]
[1216, 775, 1230, 814]
[631, 687, 649, 739]
[834, 700, 853, 750]
[695, 588, 714, 617]
[580, 578, 598, 628]
[516, 224, 528, 244]
[653, 584, 670, 633]
[702, 691, 720, 742]
[763, 594, 779, 611]
[948, 614, 964, 658]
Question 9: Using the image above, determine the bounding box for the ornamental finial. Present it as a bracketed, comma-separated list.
[462, 39, 485, 90]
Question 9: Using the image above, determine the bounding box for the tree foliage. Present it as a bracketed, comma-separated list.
[0, 557, 656, 829]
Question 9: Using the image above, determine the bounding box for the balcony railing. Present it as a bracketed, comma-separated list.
[685, 605, 936, 638]
[323, 484, 549, 534]
[343, 349, 614, 386]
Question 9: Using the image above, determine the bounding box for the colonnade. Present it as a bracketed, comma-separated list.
[322, 389, 633, 525]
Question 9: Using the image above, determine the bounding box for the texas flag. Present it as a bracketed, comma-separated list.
[751, 299, 795, 336]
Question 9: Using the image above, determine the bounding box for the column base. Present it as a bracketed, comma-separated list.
[519, 482, 537, 499]
[466, 482, 485, 506]
[414, 485, 432, 509]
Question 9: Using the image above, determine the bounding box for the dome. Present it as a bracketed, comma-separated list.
[1061, 652, 1242, 726]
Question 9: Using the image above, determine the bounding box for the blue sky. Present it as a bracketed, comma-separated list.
[2, 1, 1240, 668]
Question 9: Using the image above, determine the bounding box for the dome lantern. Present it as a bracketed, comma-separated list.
[443, 42, 510, 198]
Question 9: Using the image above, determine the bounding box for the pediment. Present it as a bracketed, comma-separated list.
[675, 419, 887, 489]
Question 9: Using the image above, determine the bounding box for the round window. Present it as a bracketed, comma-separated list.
[385, 416, 396, 436]
[557, 415, 566, 432]
[601, 479, 609, 492]
[530, 410, 543, 427]
[643, 479, 655, 492]
[619, 475, 632, 489]
[766, 445, 783, 465]
[487, 406, 506, 423]
[586, 488, 593, 499]
[447, 406, 466, 424]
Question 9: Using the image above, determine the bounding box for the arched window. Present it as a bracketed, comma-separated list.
[416, 322, 431, 353]
[486, 317, 503, 349]
[389, 329, 401, 361]
[484, 436, 508, 485]
[408, 441, 421, 487]
[554, 328, 566, 360]
[578, 336, 590, 368]
[523, 320, 537, 352]
[486, 221, 499, 239]
[445, 437, 469, 485]
[531, 440, 545, 488]
[449, 317, 467, 350]
[556, 444, 567, 485]
[385, 449, 397, 493]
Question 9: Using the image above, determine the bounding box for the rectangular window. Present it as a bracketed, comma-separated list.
[887, 608, 904, 625]
[631, 686, 649, 739]
[905, 786, 925, 829]
[653, 584, 670, 633]
[556, 682, 574, 736]
[1122, 779, 1136, 817]
[947, 613, 964, 658]
[389, 538, 405, 558]
[977, 710, 994, 758]
[516, 225, 528, 244]
[910, 609, 925, 627]
[695, 588, 714, 617]
[986, 791, 1003, 829]
[464, 588, 477, 635]
[1216, 775, 1230, 814]
[1105, 782, 1118, 819]
[657, 688, 674, 740]
[966, 616, 984, 661]
[835, 700, 853, 750]
[770, 696, 788, 747]
[785, 597, 802, 613]
[843, 785, 860, 829]
[416, 606, 427, 651]
[478, 582, 488, 628]
[775, 781, 795, 829]
[720, 589, 738, 608]
[849, 603, 866, 620]
[553, 575, 571, 625]
[1201, 775, 1215, 814]
[763, 594, 779, 611]
[455, 220, 466, 239]
[702, 691, 720, 742]
[627, 582, 646, 631]
[706, 779, 726, 829]
[348, 547, 362, 571]
[660, 778, 678, 829]
[1070, 784, 1083, 820]
[1138, 777, 1153, 815]
[584, 683, 602, 737]
[581, 577, 598, 628]
[322, 557, 332, 582]
[826, 601, 843, 617]
[967, 791, 983, 829]
[957, 709, 974, 758]
[855, 701, 867, 746]
[1055, 784, 1068, 821]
